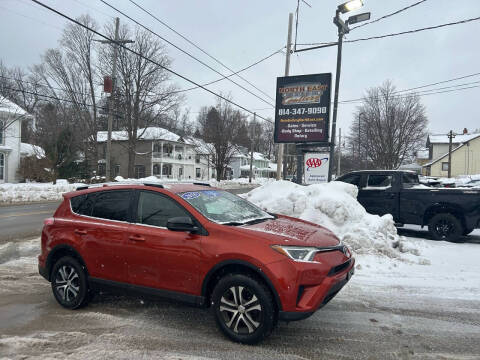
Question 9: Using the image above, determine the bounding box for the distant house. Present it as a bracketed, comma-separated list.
[0, 97, 35, 183]
[423, 132, 480, 177]
[96, 127, 215, 180]
[230, 150, 276, 179]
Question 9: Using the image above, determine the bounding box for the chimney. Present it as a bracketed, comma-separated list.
[463, 128, 468, 134]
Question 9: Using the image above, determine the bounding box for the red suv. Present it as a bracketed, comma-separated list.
[38, 183, 354, 344]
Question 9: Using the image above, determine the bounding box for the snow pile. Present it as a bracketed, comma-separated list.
[244, 181, 419, 259]
[0, 181, 81, 204]
[0, 239, 40, 265]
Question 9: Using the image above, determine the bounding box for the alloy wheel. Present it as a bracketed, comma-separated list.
[219, 286, 262, 334]
[54, 265, 80, 303]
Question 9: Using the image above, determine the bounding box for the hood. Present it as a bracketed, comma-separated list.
[235, 215, 340, 247]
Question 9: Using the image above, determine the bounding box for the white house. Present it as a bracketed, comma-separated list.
[0, 97, 34, 183]
[230, 149, 276, 179]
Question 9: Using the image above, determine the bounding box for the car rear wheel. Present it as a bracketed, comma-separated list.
[211, 274, 276, 344]
[428, 213, 463, 242]
[51, 256, 90, 309]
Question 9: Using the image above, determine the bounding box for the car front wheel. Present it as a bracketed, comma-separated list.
[51, 256, 90, 309]
[211, 274, 276, 344]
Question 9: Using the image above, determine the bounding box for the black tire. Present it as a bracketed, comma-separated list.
[51, 256, 90, 309]
[428, 213, 463, 242]
[463, 228, 474, 236]
[211, 273, 277, 344]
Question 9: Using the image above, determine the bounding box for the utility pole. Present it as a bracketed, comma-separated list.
[277, 13, 293, 180]
[447, 130, 455, 178]
[249, 113, 256, 183]
[337, 128, 341, 176]
[95, 17, 133, 181]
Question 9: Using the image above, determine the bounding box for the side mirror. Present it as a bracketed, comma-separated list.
[167, 216, 199, 233]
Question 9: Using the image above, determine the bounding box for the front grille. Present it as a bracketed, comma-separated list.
[327, 259, 351, 276]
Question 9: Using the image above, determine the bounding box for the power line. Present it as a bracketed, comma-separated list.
[393, 72, 480, 94]
[98, 0, 274, 108]
[350, 0, 429, 30]
[296, 16, 480, 49]
[123, 0, 276, 102]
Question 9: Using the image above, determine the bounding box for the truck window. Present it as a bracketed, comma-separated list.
[366, 175, 392, 188]
[338, 174, 361, 187]
[402, 173, 420, 188]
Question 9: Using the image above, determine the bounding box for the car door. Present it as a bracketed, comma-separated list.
[357, 174, 399, 219]
[73, 189, 133, 283]
[125, 190, 202, 294]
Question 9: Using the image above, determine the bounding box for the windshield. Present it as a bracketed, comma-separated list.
[179, 190, 272, 224]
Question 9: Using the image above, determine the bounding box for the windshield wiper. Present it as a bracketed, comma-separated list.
[243, 217, 273, 226]
[222, 221, 245, 226]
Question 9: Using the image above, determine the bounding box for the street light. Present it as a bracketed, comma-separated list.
[328, 1, 370, 181]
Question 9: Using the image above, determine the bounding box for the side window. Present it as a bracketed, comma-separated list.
[91, 190, 131, 222]
[137, 191, 191, 228]
[367, 175, 392, 188]
[402, 173, 419, 188]
[70, 194, 95, 216]
[339, 174, 361, 187]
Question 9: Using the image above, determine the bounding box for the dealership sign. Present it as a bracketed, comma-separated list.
[274, 73, 332, 144]
[304, 153, 329, 184]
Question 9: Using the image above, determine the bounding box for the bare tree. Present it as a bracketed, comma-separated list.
[349, 81, 428, 170]
[197, 98, 245, 180]
[98, 22, 181, 177]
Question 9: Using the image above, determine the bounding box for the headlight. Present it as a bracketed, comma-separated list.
[271, 245, 319, 263]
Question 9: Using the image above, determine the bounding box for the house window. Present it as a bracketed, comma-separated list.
[178, 167, 183, 178]
[153, 143, 161, 153]
[442, 162, 449, 171]
[196, 168, 201, 178]
[0, 153, 4, 180]
[134, 165, 145, 179]
[0, 120, 4, 145]
[195, 154, 201, 164]
[114, 164, 120, 177]
[162, 164, 172, 176]
[163, 143, 173, 156]
[153, 164, 160, 175]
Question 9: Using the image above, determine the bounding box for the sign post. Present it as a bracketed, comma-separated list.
[274, 73, 332, 184]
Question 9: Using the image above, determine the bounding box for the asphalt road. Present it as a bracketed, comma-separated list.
[0, 188, 254, 243]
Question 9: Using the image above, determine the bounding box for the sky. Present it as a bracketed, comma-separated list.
[0, 0, 479, 142]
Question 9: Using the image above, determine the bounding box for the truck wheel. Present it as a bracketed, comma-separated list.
[428, 213, 463, 242]
[463, 228, 474, 236]
[211, 274, 276, 344]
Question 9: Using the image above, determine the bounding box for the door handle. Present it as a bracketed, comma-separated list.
[74, 229, 87, 235]
[129, 235, 145, 242]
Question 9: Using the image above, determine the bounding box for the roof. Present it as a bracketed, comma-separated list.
[428, 133, 480, 144]
[182, 136, 213, 154]
[423, 133, 480, 167]
[97, 127, 181, 143]
[416, 148, 429, 159]
[20, 143, 45, 159]
[0, 97, 31, 117]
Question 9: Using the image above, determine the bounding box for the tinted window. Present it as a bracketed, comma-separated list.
[71, 194, 95, 216]
[137, 191, 191, 228]
[367, 175, 392, 188]
[91, 190, 131, 221]
[402, 173, 419, 188]
[339, 174, 361, 186]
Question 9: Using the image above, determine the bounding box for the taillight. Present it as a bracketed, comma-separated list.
[44, 217, 55, 226]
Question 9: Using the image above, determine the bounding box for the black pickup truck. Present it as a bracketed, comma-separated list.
[336, 170, 480, 242]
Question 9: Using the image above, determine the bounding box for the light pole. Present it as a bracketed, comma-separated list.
[328, 0, 370, 181]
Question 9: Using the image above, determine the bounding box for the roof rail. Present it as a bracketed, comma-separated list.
[143, 183, 164, 189]
[76, 186, 89, 191]
[192, 182, 211, 187]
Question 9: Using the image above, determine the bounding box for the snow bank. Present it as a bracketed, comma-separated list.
[243, 181, 420, 259]
[0, 239, 40, 265]
[0, 182, 82, 204]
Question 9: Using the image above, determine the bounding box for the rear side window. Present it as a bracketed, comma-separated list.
[137, 191, 191, 228]
[367, 175, 392, 188]
[91, 190, 131, 222]
[71, 194, 95, 216]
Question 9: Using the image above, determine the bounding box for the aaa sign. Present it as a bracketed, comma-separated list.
[304, 153, 329, 184]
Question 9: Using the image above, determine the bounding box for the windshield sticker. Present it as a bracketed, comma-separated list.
[203, 190, 220, 197]
[181, 192, 201, 200]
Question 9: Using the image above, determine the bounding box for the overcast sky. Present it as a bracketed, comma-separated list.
[1, 0, 479, 140]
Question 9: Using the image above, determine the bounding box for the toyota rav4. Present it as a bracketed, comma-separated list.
[38, 182, 354, 344]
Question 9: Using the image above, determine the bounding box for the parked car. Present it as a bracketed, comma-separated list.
[38, 182, 354, 344]
[337, 170, 480, 242]
[460, 179, 480, 188]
